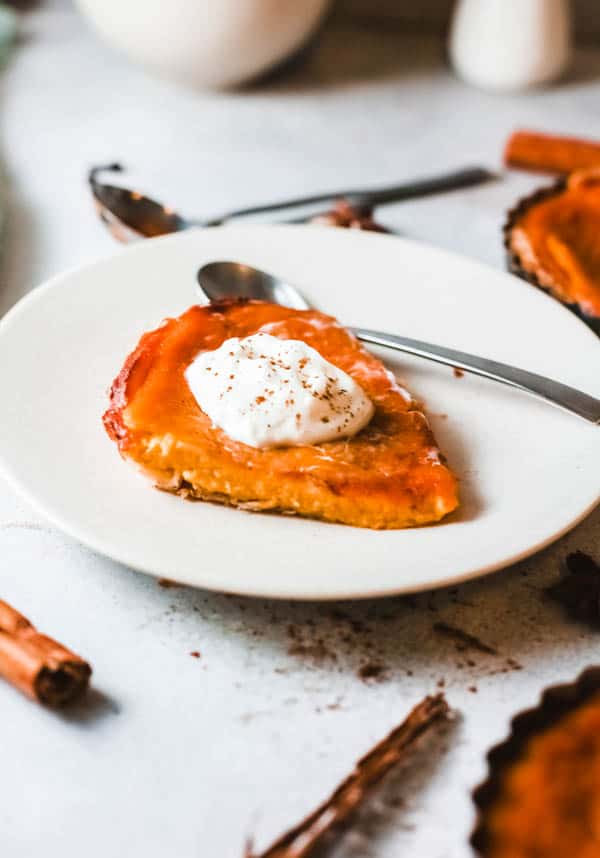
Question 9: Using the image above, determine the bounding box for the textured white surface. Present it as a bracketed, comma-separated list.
[1, 2, 600, 856]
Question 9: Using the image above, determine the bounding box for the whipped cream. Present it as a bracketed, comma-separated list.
[185, 333, 374, 449]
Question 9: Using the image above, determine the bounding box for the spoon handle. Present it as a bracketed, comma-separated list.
[211, 167, 495, 225]
[352, 328, 600, 424]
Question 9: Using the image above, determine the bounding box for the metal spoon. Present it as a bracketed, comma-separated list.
[89, 163, 496, 243]
[197, 261, 600, 425]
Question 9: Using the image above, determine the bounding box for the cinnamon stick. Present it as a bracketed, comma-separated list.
[504, 130, 600, 175]
[246, 693, 449, 858]
[0, 600, 91, 705]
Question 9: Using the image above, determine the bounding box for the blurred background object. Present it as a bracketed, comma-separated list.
[448, 0, 572, 92]
[68, 0, 599, 92]
[0, 2, 17, 256]
[337, 0, 596, 45]
[73, 0, 332, 89]
[0, 2, 17, 63]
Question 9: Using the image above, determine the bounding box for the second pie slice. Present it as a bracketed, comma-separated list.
[103, 299, 459, 530]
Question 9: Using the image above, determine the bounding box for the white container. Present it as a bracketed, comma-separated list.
[449, 0, 572, 92]
[75, 0, 332, 89]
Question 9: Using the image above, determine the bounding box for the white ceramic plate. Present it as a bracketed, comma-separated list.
[0, 225, 599, 599]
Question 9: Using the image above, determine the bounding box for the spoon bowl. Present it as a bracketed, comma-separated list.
[89, 164, 189, 242]
[198, 261, 310, 310]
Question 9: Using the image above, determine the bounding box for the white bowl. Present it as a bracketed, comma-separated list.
[75, 0, 332, 89]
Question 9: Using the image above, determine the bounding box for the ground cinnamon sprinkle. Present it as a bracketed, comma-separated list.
[432, 621, 522, 676]
[433, 622, 498, 655]
[285, 614, 390, 679]
[357, 661, 387, 683]
[287, 640, 337, 663]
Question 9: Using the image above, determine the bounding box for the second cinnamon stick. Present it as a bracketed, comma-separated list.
[505, 130, 600, 175]
[247, 693, 449, 858]
[0, 600, 91, 705]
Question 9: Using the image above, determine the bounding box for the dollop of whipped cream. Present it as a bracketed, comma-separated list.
[185, 333, 374, 449]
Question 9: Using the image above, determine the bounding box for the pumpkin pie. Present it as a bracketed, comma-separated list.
[472, 667, 600, 858]
[505, 170, 600, 334]
[103, 299, 459, 530]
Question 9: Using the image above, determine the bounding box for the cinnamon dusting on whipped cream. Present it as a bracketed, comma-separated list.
[185, 333, 374, 449]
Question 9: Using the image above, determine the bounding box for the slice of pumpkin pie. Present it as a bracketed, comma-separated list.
[103, 299, 459, 530]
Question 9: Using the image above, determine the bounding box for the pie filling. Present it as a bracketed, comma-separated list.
[507, 170, 600, 320]
[484, 693, 600, 858]
[103, 300, 459, 530]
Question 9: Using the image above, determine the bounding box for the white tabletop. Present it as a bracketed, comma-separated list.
[2, 3, 600, 856]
